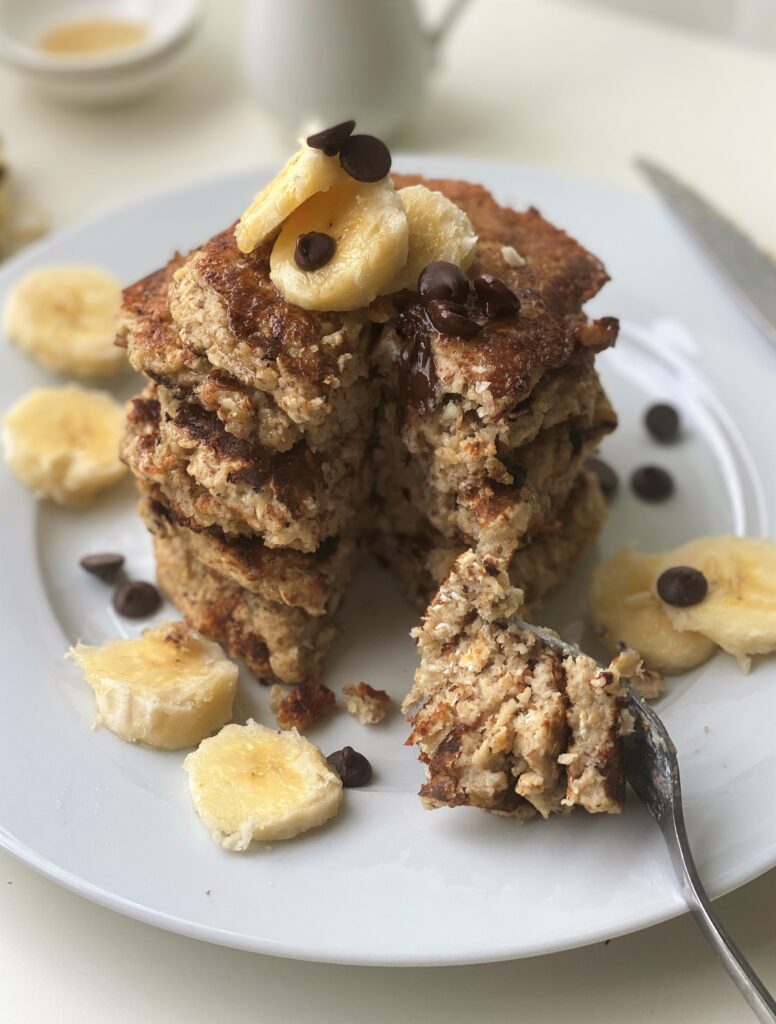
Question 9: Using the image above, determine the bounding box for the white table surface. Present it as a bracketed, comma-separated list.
[1, 1, 775, 1020]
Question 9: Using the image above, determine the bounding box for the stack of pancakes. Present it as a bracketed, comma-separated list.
[118, 233, 375, 685]
[118, 175, 617, 685]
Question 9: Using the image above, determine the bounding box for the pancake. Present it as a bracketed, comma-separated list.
[372, 469, 607, 611]
[118, 253, 373, 453]
[169, 227, 375, 431]
[121, 386, 368, 552]
[139, 489, 358, 616]
[153, 528, 337, 686]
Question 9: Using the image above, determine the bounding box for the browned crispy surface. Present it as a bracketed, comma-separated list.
[153, 529, 337, 685]
[269, 683, 337, 731]
[165, 393, 321, 518]
[117, 255, 205, 378]
[140, 491, 357, 616]
[120, 249, 374, 451]
[195, 228, 351, 383]
[122, 385, 367, 551]
[170, 227, 374, 428]
[389, 174, 618, 418]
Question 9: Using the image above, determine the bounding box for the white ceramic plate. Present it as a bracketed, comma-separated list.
[0, 158, 774, 966]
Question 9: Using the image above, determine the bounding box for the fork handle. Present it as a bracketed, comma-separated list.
[666, 818, 776, 1023]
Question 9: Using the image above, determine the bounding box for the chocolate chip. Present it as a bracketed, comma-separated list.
[327, 746, 372, 787]
[584, 456, 618, 497]
[339, 134, 391, 182]
[294, 232, 336, 271]
[418, 261, 469, 304]
[656, 565, 708, 607]
[113, 580, 161, 618]
[473, 273, 521, 319]
[305, 119, 355, 156]
[427, 299, 480, 338]
[631, 465, 674, 502]
[645, 403, 680, 443]
[79, 552, 124, 581]
[501, 456, 527, 489]
[569, 428, 584, 456]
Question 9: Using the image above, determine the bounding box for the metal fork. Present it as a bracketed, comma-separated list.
[515, 619, 776, 1023]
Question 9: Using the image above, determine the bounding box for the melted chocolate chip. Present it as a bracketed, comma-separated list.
[631, 465, 674, 502]
[294, 232, 336, 271]
[584, 456, 619, 497]
[112, 580, 161, 618]
[656, 566, 708, 607]
[474, 273, 521, 319]
[645, 403, 680, 443]
[427, 299, 480, 338]
[305, 119, 355, 156]
[339, 134, 391, 182]
[397, 322, 438, 415]
[79, 552, 125, 581]
[327, 746, 372, 787]
[418, 261, 469, 304]
[500, 455, 528, 489]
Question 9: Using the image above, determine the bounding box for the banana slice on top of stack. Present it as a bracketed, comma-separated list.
[590, 535, 776, 674]
[235, 121, 478, 312]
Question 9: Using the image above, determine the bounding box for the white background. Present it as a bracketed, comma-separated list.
[1, 1, 775, 1020]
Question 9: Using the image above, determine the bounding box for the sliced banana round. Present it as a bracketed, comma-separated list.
[184, 720, 343, 850]
[2, 385, 127, 506]
[270, 177, 408, 311]
[589, 546, 716, 674]
[235, 145, 347, 254]
[70, 621, 238, 750]
[657, 536, 776, 670]
[388, 185, 478, 292]
[4, 266, 125, 379]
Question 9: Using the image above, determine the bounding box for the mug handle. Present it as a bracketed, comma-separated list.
[427, 0, 471, 50]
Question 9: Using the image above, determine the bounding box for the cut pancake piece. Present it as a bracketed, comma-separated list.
[153, 529, 337, 686]
[140, 490, 358, 617]
[373, 377, 614, 559]
[508, 468, 607, 604]
[372, 469, 607, 611]
[403, 551, 630, 818]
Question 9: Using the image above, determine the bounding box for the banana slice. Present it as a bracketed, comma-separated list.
[388, 185, 478, 292]
[270, 177, 409, 311]
[657, 536, 776, 670]
[184, 720, 343, 850]
[2, 385, 127, 506]
[70, 621, 238, 750]
[235, 145, 347, 254]
[4, 266, 125, 379]
[589, 546, 716, 674]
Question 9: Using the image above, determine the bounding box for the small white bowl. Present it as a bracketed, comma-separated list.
[0, 0, 201, 105]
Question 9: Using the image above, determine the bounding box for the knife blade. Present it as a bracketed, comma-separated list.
[636, 157, 776, 351]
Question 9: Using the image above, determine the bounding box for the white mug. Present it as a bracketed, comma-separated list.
[241, 0, 470, 141]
